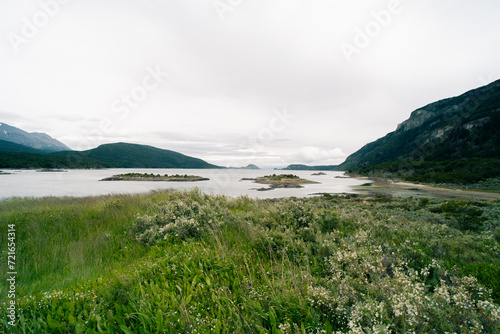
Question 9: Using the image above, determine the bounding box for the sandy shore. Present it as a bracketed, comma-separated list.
[351, 178, 500, 201]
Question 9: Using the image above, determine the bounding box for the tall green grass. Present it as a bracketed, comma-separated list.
[1, 190, 499, 333]
[0, 194, 150, 294]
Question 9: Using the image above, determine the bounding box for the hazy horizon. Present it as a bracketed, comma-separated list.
[1, 0, 500, 167]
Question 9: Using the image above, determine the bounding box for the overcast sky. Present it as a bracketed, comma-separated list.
[1, 0, 499, 167]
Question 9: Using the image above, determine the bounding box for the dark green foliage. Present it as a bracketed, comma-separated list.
[473, 177, 500, 191]
[0, 142, 220, 169]
[431, 201, 487, 231]
[350, 158, 500, 185]
[67, 142, 219, 169]
[0, 139, 51, 154]
[371, 193, 393, 203]
[121, 173, 164, 177]
[418, 197, 430, 207]
[282, 164, 339, 171]
[494, 229, 500, 242]
[264, 174, 300, 180]
[0, 151, 109, 168]
[102, 173, 207, 181]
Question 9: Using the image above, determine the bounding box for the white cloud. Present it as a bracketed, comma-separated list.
[0, 0, 499, 166]
[286, 146, 347, 166]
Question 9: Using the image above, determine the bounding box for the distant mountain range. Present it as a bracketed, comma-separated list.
[0, 123, 70, 152]
[0, 139, 220, 169]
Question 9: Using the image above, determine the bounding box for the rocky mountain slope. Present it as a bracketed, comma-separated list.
[0, 122, 71, 152]
[339, 79, 500, 174]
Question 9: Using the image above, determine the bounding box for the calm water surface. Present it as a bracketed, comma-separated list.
[0, 169, 369, 200]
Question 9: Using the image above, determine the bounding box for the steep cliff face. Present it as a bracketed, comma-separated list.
[396, 109, 433, 132]
[339, 79, 500, 170]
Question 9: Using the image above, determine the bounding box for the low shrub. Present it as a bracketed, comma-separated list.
[1, 190, 499, 333]
[431, 200, 487, 231]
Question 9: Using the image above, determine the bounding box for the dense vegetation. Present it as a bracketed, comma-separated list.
[106, 173, 203, 178]
[0, 151, 110, 169]
[0, 139, 51, 154]
[282, 165, 339, 171]
[0, 142, 220, 169]
[101, 173, 209, 181]
[1, 190, 499, 333]
[349, 158, 500, 186]
[265, 174, 300, 180]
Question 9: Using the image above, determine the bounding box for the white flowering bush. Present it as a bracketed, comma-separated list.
[304, 202, 500, 333]
[132, 192, 227, 243]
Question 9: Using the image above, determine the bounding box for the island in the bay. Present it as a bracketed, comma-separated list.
[100, 173, 209, 182]
[241, 174, 319, 191]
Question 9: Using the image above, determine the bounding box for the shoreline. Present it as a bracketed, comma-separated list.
[350, 177, 500, 200]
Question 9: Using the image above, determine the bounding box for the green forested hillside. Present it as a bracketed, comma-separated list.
[0, 139, 50, 154]
[81, 143, 218, 169]
[342, 80, 500, 184]
[0, 142, 220, 169]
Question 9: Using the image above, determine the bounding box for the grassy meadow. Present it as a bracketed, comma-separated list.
[1, 189, 499, 333]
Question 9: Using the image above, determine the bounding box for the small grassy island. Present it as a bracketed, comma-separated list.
[311, 172, 327, 176]
[0, 170, 11, 175]
[100, 173, 209, 182]
[242, 173, 319, 191]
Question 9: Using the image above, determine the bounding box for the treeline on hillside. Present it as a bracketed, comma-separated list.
[0, 152, 109, 169]
[349, 158, 500, 185]
[0, 142, 220, 169]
